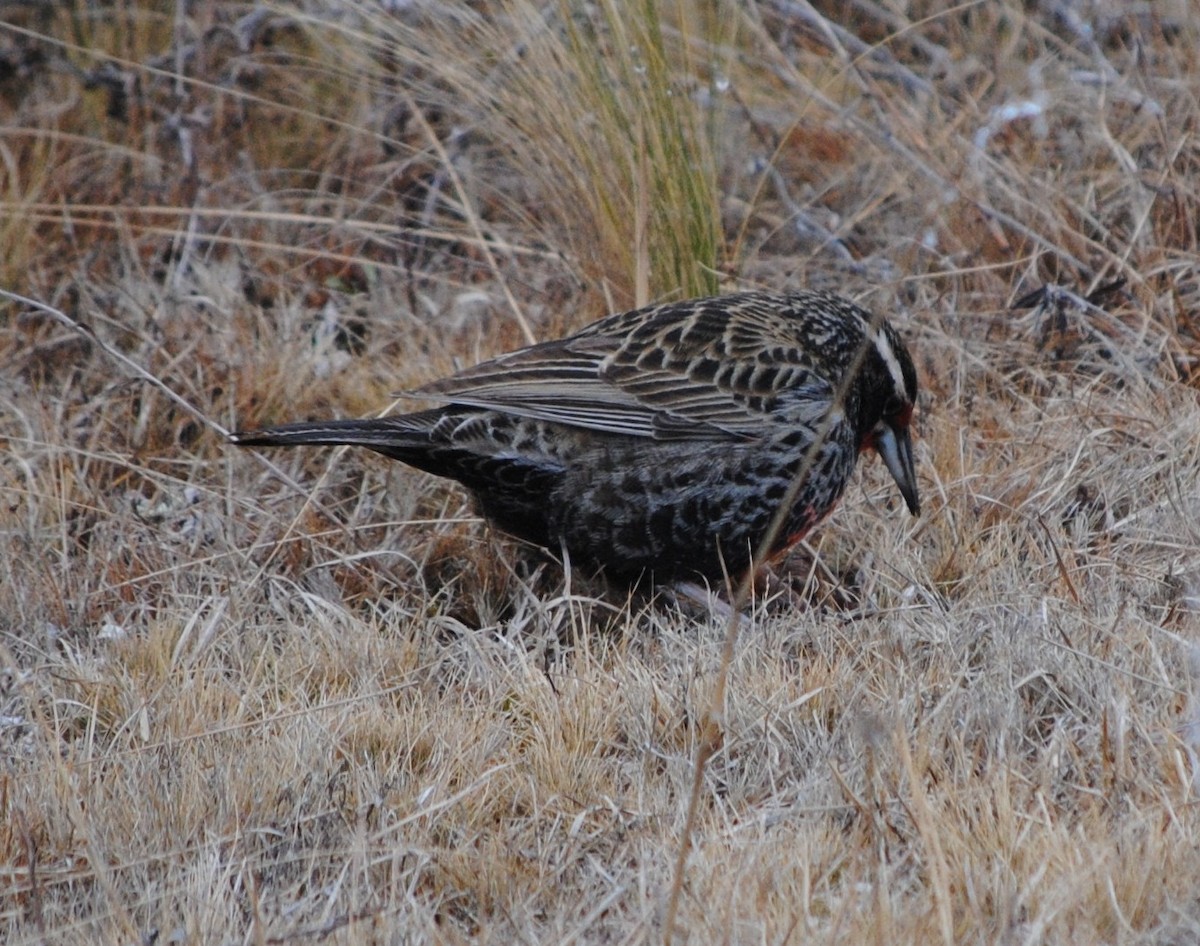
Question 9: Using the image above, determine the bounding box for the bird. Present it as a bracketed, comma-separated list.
[231, 289, 919, 585]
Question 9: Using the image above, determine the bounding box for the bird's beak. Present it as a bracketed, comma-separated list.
[874, 422, 920, 516]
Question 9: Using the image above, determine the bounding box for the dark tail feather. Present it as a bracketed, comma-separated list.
[230, 417, 428, 453]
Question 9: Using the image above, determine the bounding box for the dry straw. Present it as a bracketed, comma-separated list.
[2, 1, 1200, 943]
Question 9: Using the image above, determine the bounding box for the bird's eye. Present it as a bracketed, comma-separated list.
[883, 394, 906, 418]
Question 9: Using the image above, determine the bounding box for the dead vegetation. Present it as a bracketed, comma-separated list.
[2, 0, 1200, 942]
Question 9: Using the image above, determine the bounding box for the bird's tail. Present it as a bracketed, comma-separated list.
[230, 417, 429, 453]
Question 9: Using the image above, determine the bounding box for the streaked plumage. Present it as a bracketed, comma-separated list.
[232, 290, 920, 583]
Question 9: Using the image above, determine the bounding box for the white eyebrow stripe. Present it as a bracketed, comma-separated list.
[871, 327, 908, 396]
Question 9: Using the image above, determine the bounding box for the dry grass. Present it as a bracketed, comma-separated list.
[3, 0, 1200, 942]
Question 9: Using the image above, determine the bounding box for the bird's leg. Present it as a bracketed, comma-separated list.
[671, 580, 744, 621]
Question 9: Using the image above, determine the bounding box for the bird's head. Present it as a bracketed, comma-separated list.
[857, 320, 920, 516]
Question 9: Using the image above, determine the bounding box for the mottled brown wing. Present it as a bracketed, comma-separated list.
[408, 335, 661, 437]
[405, 298, 835, 441]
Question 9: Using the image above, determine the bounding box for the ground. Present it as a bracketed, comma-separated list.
[2, 2, 1200, 943]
